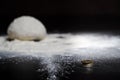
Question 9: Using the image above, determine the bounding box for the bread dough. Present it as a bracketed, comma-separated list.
[7, 16, 47, 41]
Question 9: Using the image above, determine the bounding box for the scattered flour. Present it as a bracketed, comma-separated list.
[0, 33, 120, 59]
[1, 33, 120, 80]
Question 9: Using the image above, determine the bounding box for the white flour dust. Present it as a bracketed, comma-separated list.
[0, 33, 120, 80]
[0, 33, 120, 58]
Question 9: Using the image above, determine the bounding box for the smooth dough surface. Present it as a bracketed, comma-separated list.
[7, 16, 47, 40]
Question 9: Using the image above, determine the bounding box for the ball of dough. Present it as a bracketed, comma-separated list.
[7, 16, 47, 41]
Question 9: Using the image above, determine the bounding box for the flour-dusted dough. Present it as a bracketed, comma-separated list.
[7, 16, 47, 41]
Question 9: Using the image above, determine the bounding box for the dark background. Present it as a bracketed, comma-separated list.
[0, 0, 120, 34]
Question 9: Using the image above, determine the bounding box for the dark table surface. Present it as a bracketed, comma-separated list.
[0, 55, 120, 80]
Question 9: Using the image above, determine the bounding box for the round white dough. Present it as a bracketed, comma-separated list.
[7, 16, 47, 41]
